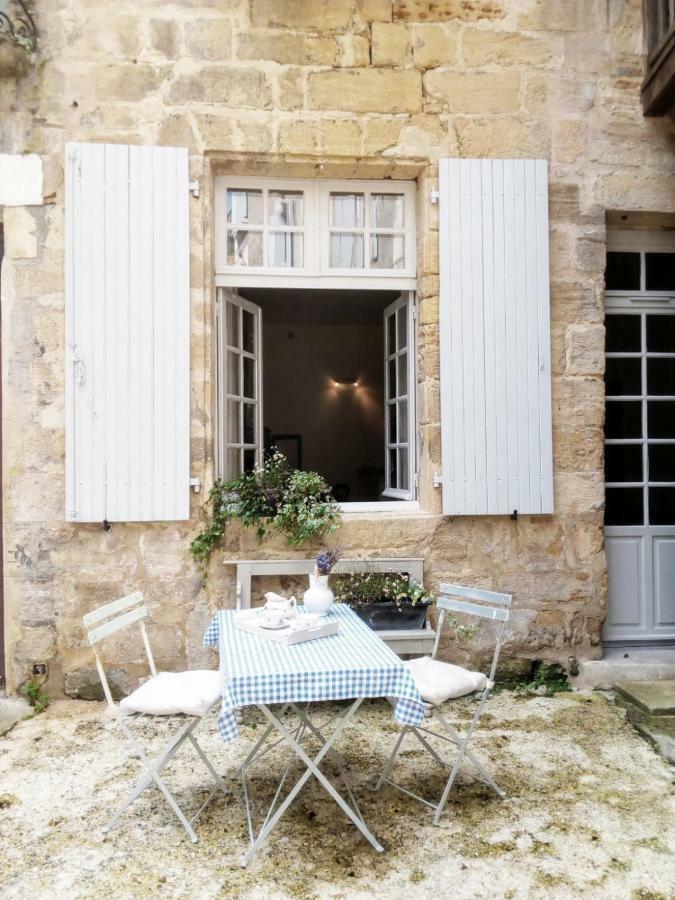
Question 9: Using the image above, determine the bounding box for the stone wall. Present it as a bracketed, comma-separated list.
[1, 0, 674, 694]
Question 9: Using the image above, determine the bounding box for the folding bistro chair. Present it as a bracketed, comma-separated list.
[83, 591, 229, 843]
[376, 583, 511, 824]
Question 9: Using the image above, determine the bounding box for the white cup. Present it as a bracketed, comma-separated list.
[263, 609, 286, 628]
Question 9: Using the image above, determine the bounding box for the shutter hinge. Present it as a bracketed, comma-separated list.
[189, 476, 202, 493]
[433, 472, 443, 488]
[189, 178, 200, 199]
[430, 189, 440, 204]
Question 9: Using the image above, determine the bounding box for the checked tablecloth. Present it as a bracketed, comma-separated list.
[203, 604, 426, 742]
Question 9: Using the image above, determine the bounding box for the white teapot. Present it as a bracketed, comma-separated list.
[263, 592, 298, 619]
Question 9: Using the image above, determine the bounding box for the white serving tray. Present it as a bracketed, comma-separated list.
[234, 609, 339, 645]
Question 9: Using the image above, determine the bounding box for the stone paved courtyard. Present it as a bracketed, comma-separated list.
[1, 692, 674, 899]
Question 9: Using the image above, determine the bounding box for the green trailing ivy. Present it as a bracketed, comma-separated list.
[190, 451, 341, 569]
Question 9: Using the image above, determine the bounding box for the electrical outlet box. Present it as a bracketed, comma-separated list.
[32, 663, 47, 676]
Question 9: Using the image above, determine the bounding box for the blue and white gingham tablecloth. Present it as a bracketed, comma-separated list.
[203, 604, 426, 742]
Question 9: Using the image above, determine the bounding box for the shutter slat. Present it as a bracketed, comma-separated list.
[439, 158, 553, 517]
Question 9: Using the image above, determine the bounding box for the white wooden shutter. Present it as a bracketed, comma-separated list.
[65, 142, 190, 522]
[438, 158, 553, 516]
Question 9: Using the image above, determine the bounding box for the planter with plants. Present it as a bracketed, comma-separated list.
[333, 571, 433, 631]
[190, 450, 341, 570]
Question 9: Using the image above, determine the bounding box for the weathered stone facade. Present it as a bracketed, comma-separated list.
[1, 0, 674, 695]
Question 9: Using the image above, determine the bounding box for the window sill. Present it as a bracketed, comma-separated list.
[339, 501, 430, 517]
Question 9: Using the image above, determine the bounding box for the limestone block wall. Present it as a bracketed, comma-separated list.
[1, 0, 674, 694]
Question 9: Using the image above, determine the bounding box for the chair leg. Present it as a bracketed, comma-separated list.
[433, 709, 505, 800]
[375, 726, 407, 790]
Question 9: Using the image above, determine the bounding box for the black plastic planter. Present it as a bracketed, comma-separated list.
[352, 599, 431, 631]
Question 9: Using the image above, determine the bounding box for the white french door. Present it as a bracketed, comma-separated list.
[383, 294, 416, 499]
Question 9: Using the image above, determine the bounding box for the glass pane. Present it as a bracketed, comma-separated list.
[387, 314, 396, 355]
[647, 315, 675, 352]
[242, 310, 255, 353]
[605, 487, 643, 525]
[647, 358, 675, 395]
[605, 401, 642, 439]
[605, 358, 641, 396]
[370, 193, 405, 229]
[388, 358, 396, 398]
[227, 230, 263, 267]
[605, 251, 640, 291]
[397, 354, 408, 396]
[243, 403, 256, 444]
[329, 233, 364, 268]
[606, 315, 641, 352]
[243, 356, 255, 399]
[649, 487, 675, 524]
[399, 448, 409, 491]
[330, 193, 364, 228]
[649, 401, 675, 438]
[243, 449, 257, 473]
[226, 448, 241, 480]
[397, 308, 407, 349]
[605, 444, 643, 482]
[370, 234, 405, 269]
[649, 444, 675, 482]
[645, 253, 675, 291]
[227, 400, 240, 443]
[226, 302, 240, 348]
[227, 189, 263, 225]
[268, 232, 304, 268]
[268, 190, 304, 226]
[227, 350, 240, 396]
[389, 403, 397, 443]
[389, 448, 397, 487]
[398, 400, 408, 444]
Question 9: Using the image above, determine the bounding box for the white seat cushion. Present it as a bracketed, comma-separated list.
[405, 656, 487, 706]
[120, 670, 222, 718]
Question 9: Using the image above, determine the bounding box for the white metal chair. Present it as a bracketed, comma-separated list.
[376, 583, 511, 825]
[83, 591, 229, 843]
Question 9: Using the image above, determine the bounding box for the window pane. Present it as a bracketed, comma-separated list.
[605, 358, 641, 396]
[605, 401, 642, 439]
[649, 401, 675, 438]
[226, 448, 241, 480]
[227, 189, 263, 225]
[226, 302, 240, 348]
[647, 315, 675, 352]
[605, 487, 643, 525]
[227, 350, 240, 396]
[329, 233, 364, 268]
[370, 193, 405, 229]
[242, 310, 255, 353]
[268, 190, 303, 226]
[397, 354, 408, 396]
[649, 487, 675, 524]
[645, 253, 675, 291]
[605, 251, 640, 291]
[227, 400, 240, 443]
[243, 449, 257, 473]
[370, 234, 405, 269]
[399, 448, 409, 490]
[243, 403, 256, 444]
[268, 232, 304, 268]
[398, 400, 408, 443]
[605, 444, 643, 482]
[227, 230, 263, 266]
[388, 358, 396, 398]
[647, 358, 675, 395]
[397, 308, 407, 350]
[389, 402, 397, 443]
[649, 444, 675, 482]
[243, 356, 255, 399]
[387, 314, 396, 355]
[389, 448, 397, 487]
[330, 193, 364, 228]
[606, 315, 641, 352]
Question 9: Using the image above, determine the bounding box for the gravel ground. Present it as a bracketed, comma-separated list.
[1, 692, 674, 899]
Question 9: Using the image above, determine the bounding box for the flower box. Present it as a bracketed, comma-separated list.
[352, 599, 432, 631]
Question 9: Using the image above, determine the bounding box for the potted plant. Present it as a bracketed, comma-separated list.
[333, 570, 433, 631]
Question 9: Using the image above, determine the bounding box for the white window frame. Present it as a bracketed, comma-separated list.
[606, 229, 675, 305]
[215, 176, 417, 291]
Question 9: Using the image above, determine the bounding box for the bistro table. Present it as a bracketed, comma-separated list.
[203, 603, 425, 866]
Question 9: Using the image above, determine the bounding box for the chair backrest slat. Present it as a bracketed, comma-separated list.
[439, 583, 512, 607]
[86, 604, 148, 645]
[83, 590, 144, 627]
[437, 595, 509, 622]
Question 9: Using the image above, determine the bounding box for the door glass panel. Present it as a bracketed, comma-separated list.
[243, 403, 256, 444]
[397, 307, 407, 350]
[389, 403, 397, 443]
[243, 449, 257, 473]
[387, 314, 396, 355]
[399, 448, 409, 490]
[242, 310, 255, 353]
[605, 487, 643, 525]
[605, 401, 642, 439]
[227, 400, 240, 443]
[329, 193, 364, 228]
[645, 253, 675, 291]
[649, 487, 675, 525]
[389, 448, 397, 487]
[388, 358, 397, 397]
[226, 302, 240, 348]
[227, 350, 240, 396]
[329, 233, 364, 268]
[243, 356, 255, 399]
[606, 315, 641, 352]
[647, 357, 675, 395]
[397, 354, 408, 396]
[605, 358, 642, 396]
[268, 232, 304, 268]
[226, 448, 241, 480]
[227, 230, 263, 266]
[605, 444, 643, 482]
[371, 193, 405, 229]
[398, 400, 408, 443]
[648, 444, 675, 482]
[268, 190, 303, 226]
[370, 234, 405, 269]
[649, 400, 675, 437]
[647, 315, 675, 352]
[605, 251, 640, 290]
[227, 189, 263, 225]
